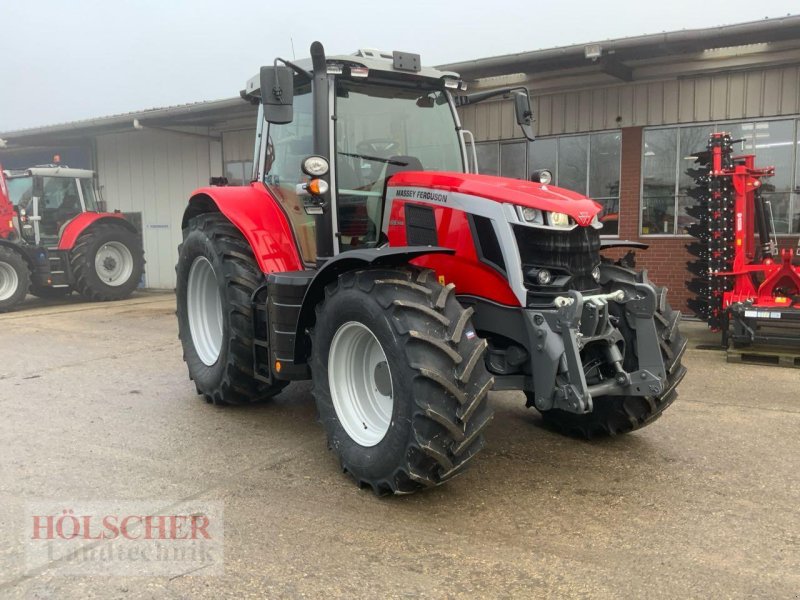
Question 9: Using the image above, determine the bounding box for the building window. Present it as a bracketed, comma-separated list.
[642, 119, 800, 235]
[530, 132, 621, 236]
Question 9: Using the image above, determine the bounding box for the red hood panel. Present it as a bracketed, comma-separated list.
[388, 171, 602, 226]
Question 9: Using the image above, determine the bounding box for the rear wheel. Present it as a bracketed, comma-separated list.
[176, 213, 287, 405]
[310, 267, 494, 495]
[534, 283, 687, 438]
[71, 223, 144, 301]
[0, 247, 28, 312]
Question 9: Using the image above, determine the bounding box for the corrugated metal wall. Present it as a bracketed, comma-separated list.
[460, 64, 800, 140]
[96, 129, 212, 288]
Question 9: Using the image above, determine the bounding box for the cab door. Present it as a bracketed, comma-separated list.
[34, 176, 83, 246]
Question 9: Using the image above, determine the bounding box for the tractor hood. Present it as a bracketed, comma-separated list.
[388, 171, 602, 227]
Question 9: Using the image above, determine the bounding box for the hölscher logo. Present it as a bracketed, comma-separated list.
[24, 500, 224, 576]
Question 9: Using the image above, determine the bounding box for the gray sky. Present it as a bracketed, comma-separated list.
[0, 0, 797, 131]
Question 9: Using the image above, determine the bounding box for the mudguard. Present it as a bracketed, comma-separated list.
[183, 184, 304, 274]
[58, 213, 136, 250]
[293, 246, 455, 362]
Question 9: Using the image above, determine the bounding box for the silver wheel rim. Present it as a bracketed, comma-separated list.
[0, 261, 19, 302]
[187, 256, 223, 366]
[328, 321, 394, 447]
[94, 241, 134, 287]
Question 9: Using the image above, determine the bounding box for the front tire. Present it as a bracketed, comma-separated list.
[176, 213, 287, 405]
[0, 247, 29, 312]
[71, 223, 144, 301]
[310, 267, 494, 495]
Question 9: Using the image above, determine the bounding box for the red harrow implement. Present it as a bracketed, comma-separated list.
[686, 133, 800, 348]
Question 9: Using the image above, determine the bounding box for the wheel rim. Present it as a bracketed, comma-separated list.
[94, 241, 134, 287]
[187, 256, 223, 366]
[0, 261, 19, 302]
[328, 321, 394, 447]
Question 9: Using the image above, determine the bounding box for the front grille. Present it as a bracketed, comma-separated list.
[513, 225, 601, 295]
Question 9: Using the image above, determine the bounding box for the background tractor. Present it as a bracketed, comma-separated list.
[0, 165, 144, 311]
[176, 43, 687, 495]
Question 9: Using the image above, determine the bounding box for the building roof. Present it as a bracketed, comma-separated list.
[0, 97, 254, 147]
[440, 14, 800, 81]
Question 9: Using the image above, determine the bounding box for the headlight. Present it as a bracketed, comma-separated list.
[592, 265, 601, 282]
[536, 269, 552, 285]
[301, 155, 329, 177]
[517, 206, 544, 224]
[548, 212, 571, 228]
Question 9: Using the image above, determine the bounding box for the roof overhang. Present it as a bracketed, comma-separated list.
[439, 14, 800, 81]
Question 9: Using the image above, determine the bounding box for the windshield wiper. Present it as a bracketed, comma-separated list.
[338, 152, 408, 166]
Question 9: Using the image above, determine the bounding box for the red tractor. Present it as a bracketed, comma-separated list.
[0, 165, 144, 311]
[176, 43, 687, 494]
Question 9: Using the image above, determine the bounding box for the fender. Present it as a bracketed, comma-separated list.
[183, 183, 304, 274]
[293, 246, 455, 362]
[58, 213, 136, 250]
[0, 166, 15, 241]
[0, 239, 34, 266]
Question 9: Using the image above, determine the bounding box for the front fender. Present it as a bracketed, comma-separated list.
[58, 213, 136, 250]
[183, 183, 304, 274]
[293, 246, 455, 362]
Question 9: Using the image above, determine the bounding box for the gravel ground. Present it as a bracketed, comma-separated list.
[0, 292, 798, 599]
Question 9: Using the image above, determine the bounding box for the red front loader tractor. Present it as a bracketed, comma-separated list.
[0, 165, 144, 311]
[176, 43, 687, 494]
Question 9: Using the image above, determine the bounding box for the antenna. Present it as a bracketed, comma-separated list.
[290, 37, 296, 60]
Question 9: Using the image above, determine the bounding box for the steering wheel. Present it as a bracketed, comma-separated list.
[356, 138, 401, 158]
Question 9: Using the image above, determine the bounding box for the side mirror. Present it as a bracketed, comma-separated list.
[513, 91, 535, 141]
[260, 66, 294, 124]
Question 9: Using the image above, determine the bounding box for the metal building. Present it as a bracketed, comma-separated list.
[1, 15, 798, 310]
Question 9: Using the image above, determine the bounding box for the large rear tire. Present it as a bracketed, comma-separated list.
[176, 213, 287, 405]
[71, 223, 144, 301]
[534, 283, 687, 438]
[0, 246, 29, 312]
[310, 267, 494, 495]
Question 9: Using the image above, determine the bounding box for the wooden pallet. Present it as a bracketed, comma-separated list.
[727, 347, 800, 369]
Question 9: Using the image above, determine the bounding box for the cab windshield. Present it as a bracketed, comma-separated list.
[334, 81, 463, 248]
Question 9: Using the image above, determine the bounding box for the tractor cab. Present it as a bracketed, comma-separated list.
[5, 166, 105, 247]
[240, 45, 534, 265]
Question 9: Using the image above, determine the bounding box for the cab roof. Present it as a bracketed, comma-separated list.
[5, 166, 95, 179]
[244, 49, 460, 99]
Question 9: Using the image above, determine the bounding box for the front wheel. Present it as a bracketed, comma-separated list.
[0, 247, 29, 312]
[70, 223, 144, 301]
[310, 267, 494, 495]
[176, 213, 287, 405]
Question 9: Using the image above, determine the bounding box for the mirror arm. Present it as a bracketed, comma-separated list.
[456, 86, 529, 106]
[274, 57, 313, 82]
